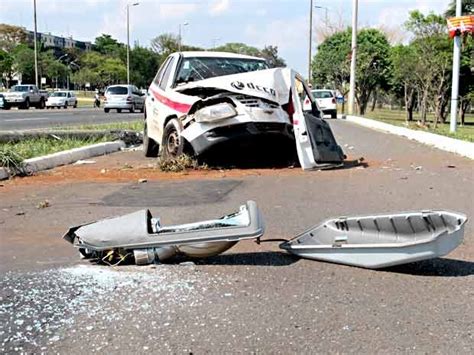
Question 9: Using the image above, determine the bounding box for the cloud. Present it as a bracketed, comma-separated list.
[159, 3, 199, 19]
[209, 0, 230, 16]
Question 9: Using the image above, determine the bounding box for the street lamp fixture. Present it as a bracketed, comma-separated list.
[127, 2, 140, 85]
[314, 5, 329, 27]
[178, 22, 189, 51]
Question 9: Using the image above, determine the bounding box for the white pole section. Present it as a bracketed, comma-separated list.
[308, 0, 313, 84]
[33, 0, 39, 88]
[348, 0, 358, 115]
[126, 4, 130, 85]
[449, 0, 462, 133]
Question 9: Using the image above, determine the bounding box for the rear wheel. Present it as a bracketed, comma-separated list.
[104, 108, 110, 113]
[162, 119, 184, 158]
[129, 104, 135, 113]
[73, 101, 77, 108]
[3, 104, 10, 110]
[117, 108, 122, 113]
[143, 120, 159, 157]
[331, 111, 337, 119]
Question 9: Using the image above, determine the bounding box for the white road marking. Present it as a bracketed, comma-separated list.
[4, 117, 52, 122]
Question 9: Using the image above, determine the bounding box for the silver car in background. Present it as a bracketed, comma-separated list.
[46, 91, 77, 109]
[103, 84, 145, 113]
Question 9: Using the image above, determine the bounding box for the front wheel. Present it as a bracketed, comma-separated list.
[143, 120, 159, 157]
[162, 119, 184, 158]
[21, 99, 30, 110]
[117, 108, 122, 113]
[38, 99, 45, 109]
[64, 102, 68, 109]
[104, 108, 110, 113]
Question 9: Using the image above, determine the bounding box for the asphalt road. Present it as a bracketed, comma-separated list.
[0, 119, 473, 353]
[0, 107, 142, 131]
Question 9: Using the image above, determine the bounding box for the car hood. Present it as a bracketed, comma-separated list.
[175, 68, 292, 105]
[48, 97, 67, 102]
[3, 92, 24, 97]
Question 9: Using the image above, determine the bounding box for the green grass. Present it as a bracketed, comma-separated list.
[359, 108, 474, 142]
[0, 136, 110, 161]
[51, 120, 143, 132]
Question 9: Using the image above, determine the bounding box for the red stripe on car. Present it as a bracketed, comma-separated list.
[150, 88, 192, 113]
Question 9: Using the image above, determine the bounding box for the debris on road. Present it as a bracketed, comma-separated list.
[73, 160, 96, 165]
[63, 201, 264, 265]
[138, 178, 147, 183]
[280, 210, 467, 269]
[36, 200, 50, 209]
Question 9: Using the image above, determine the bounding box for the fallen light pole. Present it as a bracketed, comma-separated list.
[449, 0, 462, 133]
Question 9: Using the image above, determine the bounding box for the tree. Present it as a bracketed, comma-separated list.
[130, 45, 159, 88]
[12, 44, 35, 83]
[214, 42, 261, 56]
[312, 28, 390, 115]
[390, 44, 418, 121]
[150, 33, 180, 56]
[406, 11, 452, 125]
[0, 23, 27, 53]
[94, 34, 123, 56]
[260, 45, 286, 68]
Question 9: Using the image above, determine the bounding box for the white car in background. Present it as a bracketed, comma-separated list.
[104, 84, 145, 113]
[311, 89, 337, 118]
[46, 91, 77, 109]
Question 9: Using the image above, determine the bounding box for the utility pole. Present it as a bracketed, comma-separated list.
[348, 0, 358, 115]
[308, 0, 313, 84]
[449, 0, 462, 133]
[33, 0, 39, 88]
[178, 22, 189, 52]
[126, 2, 139, 85]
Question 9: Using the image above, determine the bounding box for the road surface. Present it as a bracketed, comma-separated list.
[0, 107, 142, 131]
[0, 119, 473, 353]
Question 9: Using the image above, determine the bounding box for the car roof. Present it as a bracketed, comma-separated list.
[176, 51, 265, 61]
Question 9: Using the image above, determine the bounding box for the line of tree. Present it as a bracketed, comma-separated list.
[312, 1, 473, 125]
[0, 25, 285, 91]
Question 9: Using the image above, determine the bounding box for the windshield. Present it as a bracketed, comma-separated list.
[176, 57, 268, 84]
[312, 90, 334, 99]
[11, 86, 29, 92]
[51, 92, 67, 97]
[106, 86, 128, 95]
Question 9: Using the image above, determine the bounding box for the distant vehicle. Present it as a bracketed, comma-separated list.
[0, 93, 4, 109]
[103, 85, 145, 113]
[311, 89, 337, 118]
[2, 84, 46, 110]
[46, 91, 78, 109]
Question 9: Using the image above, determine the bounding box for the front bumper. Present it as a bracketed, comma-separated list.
[46, 101, 66, 107]
[188, 121, 294, 155]
[4, 97, 26, 105]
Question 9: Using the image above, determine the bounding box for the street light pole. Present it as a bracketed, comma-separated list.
[126, 2, 139, 85]
[449, 0, 462, 133]
[315, 5, 329, 27]
[33, 0, 39, 88]
[308, 0, 313, 84]
[348, 0, 358, 115]
[178, 22, 189, 51]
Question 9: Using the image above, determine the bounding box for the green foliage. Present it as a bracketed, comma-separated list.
[0, 146, 25, 175]
[445, 0, 473, 17]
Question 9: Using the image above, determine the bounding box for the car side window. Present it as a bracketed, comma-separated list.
[159, 57, 175, 90]
[153, 57, 170, 87]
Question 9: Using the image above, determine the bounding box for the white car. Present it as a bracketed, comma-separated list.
[144, 51, 344, 170]
[311, 89, 337, 118]
[104, 85, 145, 113]
[46, 91, 77, 109]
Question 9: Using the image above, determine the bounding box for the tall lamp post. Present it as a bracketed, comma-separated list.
[178, 22, 189, 51]
[449, 0, 462, 133]
[33, 0, 39, 88]
[315, 5, 329, 27]
[308, 0, 313, 84]
[126, 2, 139, 85]
[348, 0, 358, 115]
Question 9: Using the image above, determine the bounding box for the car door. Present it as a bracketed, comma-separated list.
[291, 73, 344, 169]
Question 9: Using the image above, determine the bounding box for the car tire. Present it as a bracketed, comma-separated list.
[64, 102, 68, 109]
[331, 111, 337, 119]
[22, 99, 30, 110]
[38, 99, 45, 109]
[129, 104, 135, 113]
[162, 119, 184, 158]
[117, 108, 122, 113]
[143, 120, 159, 158]
[104, 108, 110, 113]
[73, 101, 77, 108]
[140, 104, 144, 113]
[3, 104, 10, 110]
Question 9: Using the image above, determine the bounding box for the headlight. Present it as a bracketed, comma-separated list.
[194, 103, 237, 123]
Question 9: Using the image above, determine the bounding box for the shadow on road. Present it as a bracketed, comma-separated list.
[381, 258, 474, 277]
[194, 251, 299, 267]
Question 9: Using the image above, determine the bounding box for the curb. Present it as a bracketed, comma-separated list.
[345, 115, 474, 160]
[1, 141, 125, 180]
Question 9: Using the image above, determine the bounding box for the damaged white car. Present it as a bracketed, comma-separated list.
[144, 51, 344, 170]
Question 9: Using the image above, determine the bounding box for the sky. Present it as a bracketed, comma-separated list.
[0, 0, 448, 75]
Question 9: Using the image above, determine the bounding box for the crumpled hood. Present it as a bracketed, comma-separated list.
[175, 68, 292, 104]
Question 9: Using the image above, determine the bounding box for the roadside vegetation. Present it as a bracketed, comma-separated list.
[313, 1, 472, 133]
[0, 136, 109, 162]
[52, 120, 143, 132]
[158, 154, 208, 172]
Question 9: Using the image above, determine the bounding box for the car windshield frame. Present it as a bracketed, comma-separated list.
[11, 86, 29, 92]
[106, 86, 129, 95]
[175, 56, 269, 85]
[312, 90, 334, 99]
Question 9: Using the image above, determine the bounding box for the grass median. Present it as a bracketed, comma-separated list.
[0, 136, 110, 165]
[356, 108, 474, 142]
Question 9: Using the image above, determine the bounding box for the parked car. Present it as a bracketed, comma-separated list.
[2, 84, 46, 110]
[103, 85, 145, 113]
[144, 51, 344, 170]
[311, 89, 337, 118]
[0, 93, 4, 109]
[46, 91, 78, 109]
